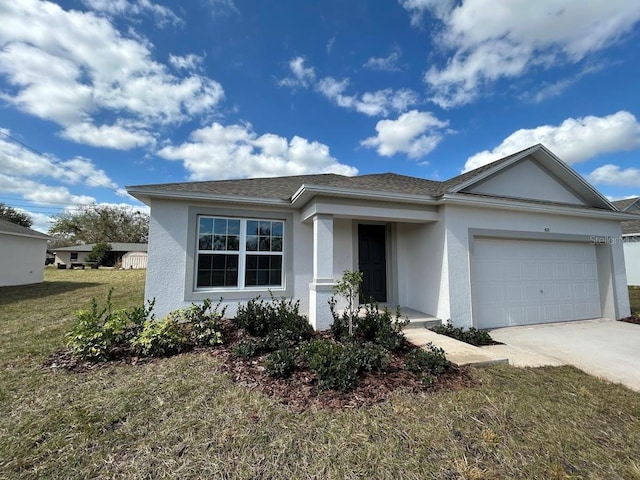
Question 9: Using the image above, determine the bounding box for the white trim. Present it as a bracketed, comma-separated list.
[440, 193, 637, 220]
[290, 184, 437, 207]
[127, 188, 290, 207]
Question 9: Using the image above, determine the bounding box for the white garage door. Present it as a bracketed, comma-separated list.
[472, 238, 602, 329]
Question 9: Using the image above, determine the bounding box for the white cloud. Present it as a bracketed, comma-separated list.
[205, 0, 240, 17]
[0, 173, 96, 206]
[0, 0, 224, 149]
[0, 129, 119, 191]
[400, 0, 640, 107]
[361, 110, 449, 158]
[588, 165, 640, 187]
[61, 122, 156, 150]
[281, 56, 419, 117]
[278, 56, 316, 88]
[363, 50, 402, 71]
[82, 0, 183, 27]
[326, 36, 336, 55]
[169, 53, 204, 71]
[463, 111, 640, 172]
[157, 122, 358, 180]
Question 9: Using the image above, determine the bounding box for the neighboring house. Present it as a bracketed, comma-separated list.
[52, 243, 148, 269]
[127, 144, 632, 330]
[0, 219, 50, 287]
[612, 197, 640, 286]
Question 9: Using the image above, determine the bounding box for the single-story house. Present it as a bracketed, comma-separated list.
[612, 197, 640, 286]
[127, 144, 632, 330]
[0, 218, 50, 287]
[52, 243, 148, 269]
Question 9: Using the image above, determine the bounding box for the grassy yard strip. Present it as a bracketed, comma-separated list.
[630, 286, 640, 316]
[1, 270, 640, 479]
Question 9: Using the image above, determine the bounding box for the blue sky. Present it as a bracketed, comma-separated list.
[1, 0, 640, 232]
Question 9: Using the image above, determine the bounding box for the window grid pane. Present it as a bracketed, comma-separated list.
[196, 216, 284, 289]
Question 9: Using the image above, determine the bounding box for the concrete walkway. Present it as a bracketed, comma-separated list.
[403, 328, 508, 367]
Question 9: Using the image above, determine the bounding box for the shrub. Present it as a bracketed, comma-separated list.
[404, 343, 450, 377]
[86, 242, 112, 266]
[169, 298, 226, 347]
[232, 339, 262, 359]
[329, 297, 350, 341]
[66, 290, 154, 361]
[430, 324, 495, 346]
[345, 342, 390, 373]
[357, 303, 409, 352]
[234, 295, 312, 341]
[132, 316, 188, 357]
[302, 339, 360, 392]
[264, 348, 297, 378]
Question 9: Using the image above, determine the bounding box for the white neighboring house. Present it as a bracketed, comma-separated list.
[0, 219, 50, 287]
[127, 144, 633, 330]
[612, 198, 640, 286]
[52, 243, 148, 269]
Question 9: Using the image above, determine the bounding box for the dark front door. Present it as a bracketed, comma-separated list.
[358, 224, 387, 303]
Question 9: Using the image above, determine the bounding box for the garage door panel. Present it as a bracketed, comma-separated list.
[473, 238, 602, 328]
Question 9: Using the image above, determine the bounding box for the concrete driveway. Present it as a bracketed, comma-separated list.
[482, 319, 640, 392]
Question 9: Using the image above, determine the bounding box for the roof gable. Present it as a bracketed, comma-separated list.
[613, 197, 640, 212]
[461, 157, 586, 206]
[447, 144, 614, 210]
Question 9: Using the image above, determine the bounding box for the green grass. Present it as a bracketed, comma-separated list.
[630, 286, 640, 316]
[2, 269, 640, 479]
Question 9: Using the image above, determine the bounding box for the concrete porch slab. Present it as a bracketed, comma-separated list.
[403, 328, 509, 367]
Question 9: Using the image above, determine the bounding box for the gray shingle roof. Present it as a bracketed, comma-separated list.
[622, 220, 640, 235]
[612, 197, 640, 212]
[126, 144, 615, 212]
[0, 219, 50, 239]
[52, 243, 147, 252]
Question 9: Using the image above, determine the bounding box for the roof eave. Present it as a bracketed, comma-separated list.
[126, 187, 291, 208]
[440, 193, 637, 220]
[290, 184, 438, 207]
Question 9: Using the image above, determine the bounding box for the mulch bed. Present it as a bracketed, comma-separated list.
[44, 320, 478, 411]
[619, 316, 640, 325]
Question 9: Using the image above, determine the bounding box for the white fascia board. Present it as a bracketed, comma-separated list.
[0, 230, 50, 241]
[440, 193, 639, 220]
[290, 184, 436, 207]
[125, 188, 290, 208]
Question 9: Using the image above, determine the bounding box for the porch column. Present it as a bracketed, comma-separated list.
[309, 214, 334, 330]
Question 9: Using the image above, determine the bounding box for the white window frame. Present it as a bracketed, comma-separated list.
[195, 216, 285, 291]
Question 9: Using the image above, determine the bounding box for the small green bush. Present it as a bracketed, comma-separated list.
[66, 290, 155, 361]
[264, 348, 297, 378]
[232, 339, 262, 359]
[132, 317, 188, 357]
[302, 339, 360, 392]
[169, 298, 226, 347]
[234, 295, 313, 341]
[345, 342, 390, 373]
[404, 343, 450, 376]
[430, 324, 495, 346]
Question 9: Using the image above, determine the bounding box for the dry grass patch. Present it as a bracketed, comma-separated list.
[2, 269, 640, 479]
[629, 286, 640, 316]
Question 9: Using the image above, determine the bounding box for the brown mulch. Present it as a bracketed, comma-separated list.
[619, 316, 640, 325]
[43, 320, 478, 411]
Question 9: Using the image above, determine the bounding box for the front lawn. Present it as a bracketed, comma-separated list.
[630, 286, 640, 316]
[1, 268, 640, 479]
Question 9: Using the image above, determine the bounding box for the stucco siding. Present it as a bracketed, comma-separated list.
[623, 240, 640, 285]
[396, 219, 448, 318]
[0, 233, 47, 286]
[146, 199, 311, 319]
[445, 204, 630, 327]
[466, 159, 585, 205]
[54, 251, 90, 266]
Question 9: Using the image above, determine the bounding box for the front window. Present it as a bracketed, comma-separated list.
[196, 216, 284, 289]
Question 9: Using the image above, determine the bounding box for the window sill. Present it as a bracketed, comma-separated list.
[187, 286, 290, 302]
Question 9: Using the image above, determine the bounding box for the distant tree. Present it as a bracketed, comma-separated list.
[49, 205, 149, 244]
[86, 242, 112, 265]
[0, 203, 33, 228]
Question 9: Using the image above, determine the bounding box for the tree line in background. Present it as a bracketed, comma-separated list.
[0, 203, 149, 246]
